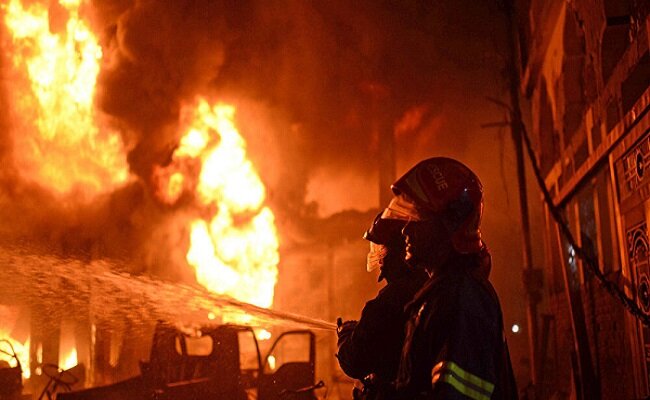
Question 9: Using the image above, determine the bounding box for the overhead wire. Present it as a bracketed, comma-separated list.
[516, 118, 650, 326]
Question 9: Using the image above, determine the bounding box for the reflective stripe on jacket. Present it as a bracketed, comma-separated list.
[396, 255, 518, 400]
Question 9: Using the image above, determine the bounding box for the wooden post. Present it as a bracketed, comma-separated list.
[502, 0, 541, 389]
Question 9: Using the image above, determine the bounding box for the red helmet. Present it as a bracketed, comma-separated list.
[391, 157, 483, 253]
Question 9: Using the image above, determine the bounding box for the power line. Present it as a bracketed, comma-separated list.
[517, 118, 650, 326]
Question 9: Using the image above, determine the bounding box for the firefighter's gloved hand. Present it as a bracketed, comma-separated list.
[336, 320, 357, 345]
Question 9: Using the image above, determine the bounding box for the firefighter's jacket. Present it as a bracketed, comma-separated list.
[337, 270, 427, 399]
[396, 256, 518, 400]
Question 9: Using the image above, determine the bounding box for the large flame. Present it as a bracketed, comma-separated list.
[0, 333, 30, 379]
[59, 321, 77, 370]
[3, 0, 128, 196]
[59, 348, 77, 371]
[1, 1, 280, 385]
[159, 99, 279, 308]
[0, 305, 30, 379]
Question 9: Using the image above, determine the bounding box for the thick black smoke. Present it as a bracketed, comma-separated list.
[87, 1, 537, 377]
[0, 0, 526, 272]
[89, 0, 505, 217]
[92, 0, 232, 179]
[0, 0, 527, 244]
[0, 0, 539, 382]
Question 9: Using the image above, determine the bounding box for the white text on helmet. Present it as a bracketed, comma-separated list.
[429, 165, 448, 191]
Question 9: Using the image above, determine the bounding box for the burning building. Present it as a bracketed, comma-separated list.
[0, 0, 401, 397]
[0, 0, 545, 398]
[517, 0, 650, 398]
[0, 0, 325, 395]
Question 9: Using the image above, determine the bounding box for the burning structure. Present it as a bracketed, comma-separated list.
[0, 0, 393, 397]
[517, 0, 650, 398]
[0, 0, 550, 398]
[0, 0, 321, 396]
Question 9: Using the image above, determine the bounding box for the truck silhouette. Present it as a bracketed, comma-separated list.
[56, 322, 320, 400]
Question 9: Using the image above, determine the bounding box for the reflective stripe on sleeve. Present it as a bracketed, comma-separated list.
[431, 361, 494, 400]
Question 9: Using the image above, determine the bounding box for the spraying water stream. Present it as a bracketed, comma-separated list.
[0, 242, 336, 337]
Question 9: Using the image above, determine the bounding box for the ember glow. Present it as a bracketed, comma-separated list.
[162, 99, 280, 308]
[3, 0, 128, 197]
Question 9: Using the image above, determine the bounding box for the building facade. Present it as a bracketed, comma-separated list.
[519, 0, 650, 398]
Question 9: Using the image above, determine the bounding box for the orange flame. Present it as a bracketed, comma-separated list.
[160, 99, 279, 308]
[3, 1, 279, 311]
[0, 305, 30, 379]
[3, 0, 128, 197]
[59, 320, 77, 371]
[0, 332, 29, 379]
[59, 348, 77, 371]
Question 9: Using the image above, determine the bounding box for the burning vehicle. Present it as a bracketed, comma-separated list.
[57, 322, 320, 400]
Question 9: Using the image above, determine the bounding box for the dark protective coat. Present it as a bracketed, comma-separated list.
[396, 255, 518, 400]
[337, 270, 427, 399]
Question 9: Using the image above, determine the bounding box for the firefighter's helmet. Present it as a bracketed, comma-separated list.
[363, 212, 406, 278]
[391, 157, 483, 254]
[363, 212, 404, 246]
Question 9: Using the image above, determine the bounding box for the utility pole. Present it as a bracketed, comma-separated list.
[501, 0, 542, 393]
[502, 2, 600, 399]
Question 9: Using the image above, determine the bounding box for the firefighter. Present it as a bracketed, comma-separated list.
[389, 157, 518, 400]
[336, 211, 428, 400]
